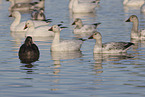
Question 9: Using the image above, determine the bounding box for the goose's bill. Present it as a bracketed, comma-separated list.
[24, 25, 28, 30]
[48, 27, 53, 31]
[88, 34, 94, 39]
[72, 22, 75, 25]
[60, 26, 67, 29]
[125, 18, 130, 22]
[9, 14, 12, 17]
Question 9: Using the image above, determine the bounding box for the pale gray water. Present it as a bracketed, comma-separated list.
[0, 0, 145, 97]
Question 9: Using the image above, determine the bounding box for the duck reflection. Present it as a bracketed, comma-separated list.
[51, 51, 82, 75]
[20, 62, 38, 74]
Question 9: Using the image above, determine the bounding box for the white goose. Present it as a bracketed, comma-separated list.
[123, 0, 144, 7]
[69, 0, 100, 9]
[9, 11, 51, 32]
[141, 2, 145, 12]
[8, 0, 44, 11]
[88, 32, 134, 54]
[72, 18, 101, 35]
[48, 25, 83, 51]
[126, 15, 145, 39]
[71, 0, 99, 13]
[24, 20, 54, 37]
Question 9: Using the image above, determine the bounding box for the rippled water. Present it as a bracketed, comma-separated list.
[1, 0, 145, 97]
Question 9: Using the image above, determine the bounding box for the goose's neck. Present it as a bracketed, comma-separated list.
[11, 14, 21, 26]
[69, 0, 74, 9]
[123, 0, 128, 5]
[94, 38, 102, 53]
[76, 22, 83, 29]
[52, 31, 60, 46]
[9, 0, 15, 9]
[131, 20, 139, 38]
[73, 0, 79, 6]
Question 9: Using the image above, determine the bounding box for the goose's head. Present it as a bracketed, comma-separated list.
[48, 25, 60, 32]
[72, 18, 83, 25]
[39, 8, 44, 13]
[126, 15, 138, 23]
[9, 11, 20, 17]
[24, 36, 33, 46]
[88, 32, 102, 40]
[24, 20, 34, 29]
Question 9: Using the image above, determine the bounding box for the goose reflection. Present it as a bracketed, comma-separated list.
[11, 31, 54, 46]
[93, 53, 134, 73]
[51, 51, 82, 75]
[123, 6, 141, 14]
[69, 10, 97, 24]
[93, 53, 103, 74]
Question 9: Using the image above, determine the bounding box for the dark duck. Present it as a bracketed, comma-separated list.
[18, 36, 40, 63]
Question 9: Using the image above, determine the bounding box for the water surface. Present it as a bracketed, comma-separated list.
[0, 0, 145, 97]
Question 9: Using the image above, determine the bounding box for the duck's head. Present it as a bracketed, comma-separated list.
[88, 32, 102, 40]
[24, 20, 34, 29]
[126, 15, 138, 22]
[25, 36, 33, 46]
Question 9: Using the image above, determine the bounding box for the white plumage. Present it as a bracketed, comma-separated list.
[126, 15, 145, 40]
[24, 20, 54, 37]
[88, 32, 134, 54]
[48, 25, 83, 51]
[9, 11, 51, 32]
[123, 0, 144, 7]
[71, 0, 99, 13]
[72, 18, 100, 35]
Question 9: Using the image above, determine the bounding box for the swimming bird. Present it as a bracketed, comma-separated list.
[31, 8, 45, 20]
[18, 36, 40, 63]
[140, 2, 145, 13]
[88, 32, 134, 53]
[126, 15, 145, 39]
[69, 0, 100, 10]
[71, 0, 99, 13]
[72, 18, 101, 35]
[24, 20, 54, 37]
[9, 11, 51, 32]
[48, 25, 83, 51]
[123, 0, 144, 7]
[8, 0, 44, 11]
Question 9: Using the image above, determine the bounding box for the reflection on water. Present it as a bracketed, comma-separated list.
[51, 51, 82, 75]
[20, 63, 38, 74]
[93, 53, 134, 73]
[51, 50, 82, 61]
